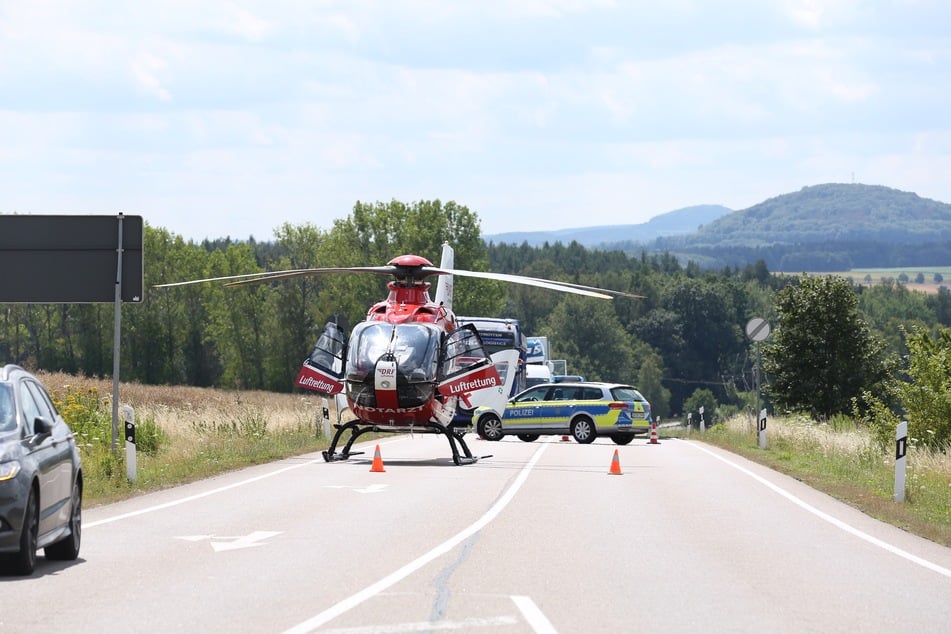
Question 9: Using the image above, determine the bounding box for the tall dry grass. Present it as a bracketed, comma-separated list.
[35, 371, 347, 505]
[36, 371, 333, 441]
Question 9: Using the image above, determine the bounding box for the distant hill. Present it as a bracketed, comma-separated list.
[483, 204, 732, 247]
[485, 183, 951, 270]
[646, 184, 951, 270]
[667, 183, 951, 248]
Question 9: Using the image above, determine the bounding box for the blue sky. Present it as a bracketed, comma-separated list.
[2, 1, 950, 242]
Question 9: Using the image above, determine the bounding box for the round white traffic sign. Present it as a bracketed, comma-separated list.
[746, 317, 770, 342]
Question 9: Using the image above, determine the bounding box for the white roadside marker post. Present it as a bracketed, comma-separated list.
[894, 420, 908, 503]
[123, 404, 136, 482]
[758, 408, 767, 450]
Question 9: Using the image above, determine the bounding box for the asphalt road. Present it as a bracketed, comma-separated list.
[3, 434, 951, 633]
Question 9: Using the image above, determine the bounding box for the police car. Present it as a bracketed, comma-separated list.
[473, 381, 652, 445]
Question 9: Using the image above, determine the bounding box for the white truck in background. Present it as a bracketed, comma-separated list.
[525, 336, 583, 386]
[525, 336, 554, 387]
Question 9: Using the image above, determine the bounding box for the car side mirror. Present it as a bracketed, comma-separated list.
[33, 416, 53, 440]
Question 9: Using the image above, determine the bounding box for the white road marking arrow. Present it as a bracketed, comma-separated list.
[323, 484, 389, 494]
[175, 531, 283, 552]
[211, 531, 283, 552]
[356, 484, 388, 494]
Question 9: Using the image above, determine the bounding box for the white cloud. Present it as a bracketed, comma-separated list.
[0, 1, 949, 240]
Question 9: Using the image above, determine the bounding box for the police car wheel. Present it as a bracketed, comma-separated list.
[611, 434, 634, 445]
[571, 417, 596, 444]
[477, 414, 503, 441]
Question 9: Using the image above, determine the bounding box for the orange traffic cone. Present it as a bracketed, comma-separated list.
[608, 449, 623, 475]
[648, 421, 660, 445]
[370, 445, 386, 472]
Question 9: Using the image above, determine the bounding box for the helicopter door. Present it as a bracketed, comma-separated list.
[437, 324, 502, 404]
[295, 320, 348, 394]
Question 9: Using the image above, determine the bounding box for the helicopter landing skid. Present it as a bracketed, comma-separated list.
[321, 420, 490, 465]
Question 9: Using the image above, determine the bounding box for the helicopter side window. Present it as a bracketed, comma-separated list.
[442, 325, 491, 377]
[307, 321, 347, 375]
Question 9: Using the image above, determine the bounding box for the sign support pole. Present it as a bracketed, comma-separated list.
[111, 213, 125, 452]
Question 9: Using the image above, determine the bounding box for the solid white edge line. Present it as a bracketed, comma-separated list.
[85, 437, 408, 528]
[282, 443, 550, 634]
[85, 457, 325, 528]
[511, 595, 558, 634]
[687, 440, 951, 579]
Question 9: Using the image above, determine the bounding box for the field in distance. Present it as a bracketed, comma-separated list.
[784, 267, 951, 295]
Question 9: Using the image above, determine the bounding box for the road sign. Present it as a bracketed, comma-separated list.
[746, 317, 771, 342]
[0, 214, 143, 303]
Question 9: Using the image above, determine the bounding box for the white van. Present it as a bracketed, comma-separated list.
[525, 363, 553, 388]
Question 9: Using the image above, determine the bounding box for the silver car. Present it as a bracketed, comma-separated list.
[0, 365, 83, 575]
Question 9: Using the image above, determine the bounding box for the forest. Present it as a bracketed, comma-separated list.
[2, 199, 951, 444]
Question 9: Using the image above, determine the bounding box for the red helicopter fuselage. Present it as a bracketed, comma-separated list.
[295, 254, 500, 438]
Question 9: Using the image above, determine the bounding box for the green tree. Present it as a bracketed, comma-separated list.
[320, 199, 504, 327]
[267, 223, 326, 390]
[763, 275, 892, 419]
[898, 326, 951, 449]
[658, 276, 745, 409]
[541, 296, 637, 382]
[635, 350, 671, 419]
[683, 388, 718, 427]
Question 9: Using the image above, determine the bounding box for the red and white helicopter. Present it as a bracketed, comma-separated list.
[157, 243, 638, 464]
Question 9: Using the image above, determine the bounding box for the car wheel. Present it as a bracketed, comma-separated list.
[517, 434, 539, 442]
[612, 434, 634, 445]
[46, 480, 82, 561]
[11, 487, 38, 575]
[476, 414, 503, 441]
[571, 417, 596, 444]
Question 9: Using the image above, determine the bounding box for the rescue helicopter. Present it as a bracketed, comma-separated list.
[156, 243, 639, 465]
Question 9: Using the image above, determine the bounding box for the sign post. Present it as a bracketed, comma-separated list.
[745, 317, 771, 439]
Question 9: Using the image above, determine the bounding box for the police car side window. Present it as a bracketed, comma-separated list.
[581, 387, 601, 400]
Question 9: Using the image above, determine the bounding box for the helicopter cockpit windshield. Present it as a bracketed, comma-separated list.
[346, 322, 441, 384]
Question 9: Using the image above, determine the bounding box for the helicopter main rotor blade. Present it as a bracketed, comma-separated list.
[156, 262, 642, 299]
[222, 266, 397, 287]
[443, 269, 620, 299]
[512, 275, 644, 299]
[153, 269, 317, 288]
[154, 266, 397, 289]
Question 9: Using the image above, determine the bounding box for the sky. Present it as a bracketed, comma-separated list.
[2, 1, 950, 243]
